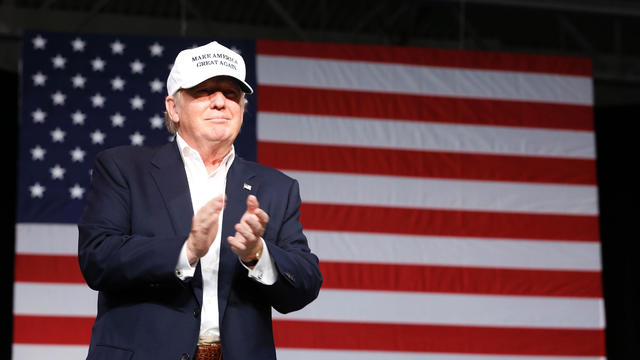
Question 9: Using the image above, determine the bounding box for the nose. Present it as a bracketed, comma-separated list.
[208, 91, 226, 109]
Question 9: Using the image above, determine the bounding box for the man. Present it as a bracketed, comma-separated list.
[78, 41, 322, 360]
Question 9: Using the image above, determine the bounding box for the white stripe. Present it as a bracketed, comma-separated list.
[274, 289, 605, 329]
[257, 113, 596, 159]
[12, 344, 88, 360]
[13, 282, 97, 317]
[285, 170, 598, 215]
[15, 223, 78, 255]
[277, 349, 606, 360]
[306, 231, 602, 271]
[15, 282, 604, 329]
[257, 55, 593, 105]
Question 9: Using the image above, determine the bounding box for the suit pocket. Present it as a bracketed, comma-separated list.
[87, 344, 133, 360]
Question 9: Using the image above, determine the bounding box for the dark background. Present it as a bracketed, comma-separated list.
[2, 1, 638, 358]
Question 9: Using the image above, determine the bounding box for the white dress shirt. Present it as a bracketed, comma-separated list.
[173, 134, 277, 339]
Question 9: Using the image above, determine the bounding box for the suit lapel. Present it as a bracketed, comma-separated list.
[218, 157, 256, 325]
[149, 142, 203, 305]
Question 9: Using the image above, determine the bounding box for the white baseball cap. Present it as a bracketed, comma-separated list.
[166, 41, 253, 96]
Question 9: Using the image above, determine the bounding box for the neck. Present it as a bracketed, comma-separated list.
[178, 133, 232, 173]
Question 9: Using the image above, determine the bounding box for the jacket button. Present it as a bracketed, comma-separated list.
[180, 353, 190, 360]
[193, 307, 200, 317]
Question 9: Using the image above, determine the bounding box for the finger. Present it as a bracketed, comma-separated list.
[246, 195, 259, 214]
[253, 208, 269, 225]
[235, 222, 257, 243]
[227, 235, 248, 252]
[243, 214, 264, 236]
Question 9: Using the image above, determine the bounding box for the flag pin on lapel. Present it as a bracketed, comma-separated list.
[243, 183, 252, 191]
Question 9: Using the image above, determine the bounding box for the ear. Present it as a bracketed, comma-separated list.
[165, 95, 180, 125]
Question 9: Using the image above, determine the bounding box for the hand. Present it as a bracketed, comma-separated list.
[186, 194, 225, 265]
[227, 195, 270, 263]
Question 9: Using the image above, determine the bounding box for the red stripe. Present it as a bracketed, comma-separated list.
[15, 254, 85, 284]
[13, 315, 93, 345]
[257, 40, 592, 76]
[258, 142, 597, 185]
[301, 204, 599, 242]
[320, 262, 602, 298]
[13, 315, 606, 356]
[273, 320, 605, 356]
[257, 86, 593, 131]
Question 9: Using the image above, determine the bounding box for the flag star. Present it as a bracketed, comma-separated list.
[111, 76, 126, 91]
[52, 54, 67, 69]
[51, 90, 66, 105]
[31, 108, 47, 123]
[71, 73, 87, 88]
[70, 146, 86, 162]
[130, 59, 145, 74]
[130, 131, 145, 146]
[32, 35, 47, 50]
[50, 127, 66, 143]
[91, 93, 106, 108]
[71, 37, 86, 52]
[91, 57, 106, 71]
[71, 110, 86, 125]
[149, 114, 164, 129]
[230, 46, 242, 55]
[149, 78, 164, 93]
[29, 183, 46, 198]
[69, 183, 86, 199]
[90, 129, 106, 144]
[149, 42, 164, 57]
[32, 72, 47, 86]
[50, 164, 66, 180]
[30, 145, 46, 161]
[130, 95, 145, 110]
[111, 40, 125, 54]
[111, 112, 126, 127]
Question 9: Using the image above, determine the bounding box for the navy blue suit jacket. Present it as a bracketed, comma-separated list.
[78, 141, 322, 360]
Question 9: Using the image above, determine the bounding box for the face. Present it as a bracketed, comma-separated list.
[165, 76, 245, 152]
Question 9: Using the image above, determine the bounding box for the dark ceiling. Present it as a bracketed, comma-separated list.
[2, 0, 640, 105]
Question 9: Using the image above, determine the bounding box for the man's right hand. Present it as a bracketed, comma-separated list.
[186, 194, 225, 265]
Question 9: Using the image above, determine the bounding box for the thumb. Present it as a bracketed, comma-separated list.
[246, 195, 259, 214]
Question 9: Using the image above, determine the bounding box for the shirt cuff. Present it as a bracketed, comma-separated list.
[241, 238, 277, 285]
[175, 240, 197, 280]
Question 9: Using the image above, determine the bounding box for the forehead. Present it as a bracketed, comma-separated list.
[190, 76, 242, 92]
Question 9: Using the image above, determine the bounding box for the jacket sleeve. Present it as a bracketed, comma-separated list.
[77, 150, 186, 293]
[259, 179, 323, 314]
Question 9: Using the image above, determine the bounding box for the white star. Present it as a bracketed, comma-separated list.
[29, 183, 46, 198]
[32, 35, 47, 50]
[71, 110, 86, 125]
[71, 37, 86, 52]
[149, 114, 164, 129]
[71, 73, 87, 88]
[130, 131, 145, 146]
[90, 129, 106, 144]
[32, 72, 47, 86]
[111, 112, 126, 127]
[111, 40, 125, 54]
[91, 57, 106, 71]
[130, 95, 145, 110]
[50, 164, 66, 180]
[51, 91, 66, 106]
[70, 147, 86, 162]
[130, 59, 145, 74]
[230, 46, 242, 55]
[31, 108, 47, 123]
[149, 78, 164, 93]
[50, 127, 66, 143]
[111, 76, 126, 91]
[30, 145, 46, 161]
[149, 42, 164, 57]
[69, 183, 85, 199]
[91, 93, 106, 108]
[51, 54, 67, 69]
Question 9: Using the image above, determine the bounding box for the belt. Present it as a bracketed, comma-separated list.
[194, 341, 222, 360]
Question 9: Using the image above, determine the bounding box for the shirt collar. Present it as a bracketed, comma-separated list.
[176, 134, 235, 173]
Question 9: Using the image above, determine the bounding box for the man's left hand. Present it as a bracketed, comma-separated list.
[227, 195, 270, 263]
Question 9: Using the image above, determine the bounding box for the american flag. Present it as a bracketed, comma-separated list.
[14, 31, 605, 359]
